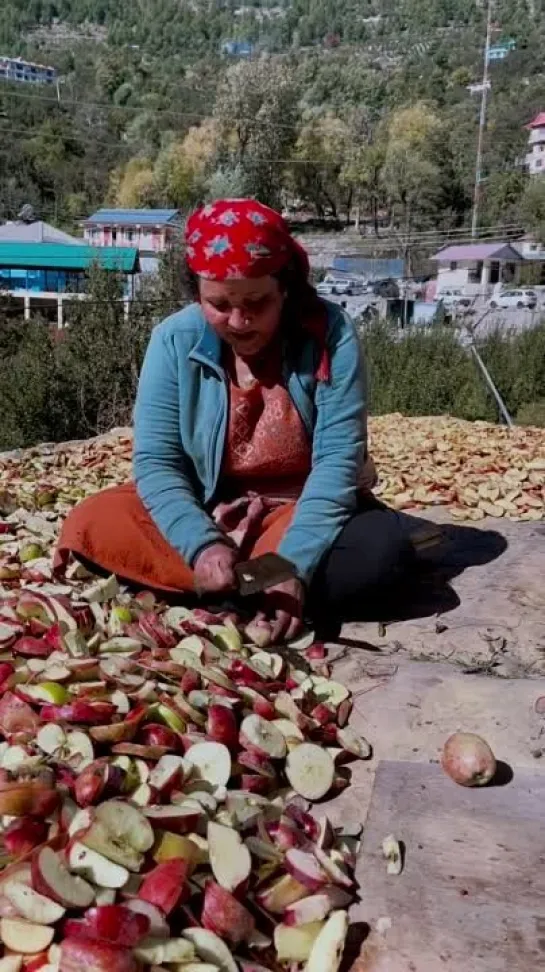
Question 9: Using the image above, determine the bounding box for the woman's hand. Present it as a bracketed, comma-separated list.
[258, 577, 305, 644]
[193, 543, 238, 594]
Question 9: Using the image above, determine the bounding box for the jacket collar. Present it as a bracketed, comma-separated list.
[188, 309, 224, 375]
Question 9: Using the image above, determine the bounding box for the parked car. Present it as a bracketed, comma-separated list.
[437, 290, 473, 311]
[487, 288, 537, 310]
[316, 275, 366, 297]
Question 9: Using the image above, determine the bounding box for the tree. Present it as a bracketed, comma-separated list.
[109, 158, 156, 208]
[153, 120, 218, 208]
[291, 110, 352, 219]
[212, 56, 299, 208]
[520, 176, 545, 244]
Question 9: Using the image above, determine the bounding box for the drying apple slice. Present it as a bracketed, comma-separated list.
[148, 755, 186, 795]
[239, 715, 286, 760]
[335, 728, 372, 760]
[274, 922, 324, 962]
[67, 843, 130, 890]
[59, 937, 138, 972]
[144, 803, 203, 834]
[207, 822, 251, 893]
[64, 905, 150, 947]
[184, 742, 231, 787]
[285, 849, 328, 892]
[170, 694, 206, 728]
[80, 801, 154, 871]
[134, 938, 195, 965]
[31, 847, 95, 909]
[255, 874, 309, 914]
[0, 956, 23, 972]
[182, 928, 238, 972]
[138, 858, 188, 914]
[285, 744, 334, 800]
[0, 783, 59, 818]
[304, 910, 348, 972]
[284, 889, 352, 926]
[4, 818, 48, 858]
[152, 833, 198, 872]
[35, 726, 66, 757]
[206, 706, 238, 750]
[2, 882, 65, 925]
[124, 899, 169, 938]
[272, 719, 305, 742]
[0, 918, 54, 953]
[201, 882, 255, 945]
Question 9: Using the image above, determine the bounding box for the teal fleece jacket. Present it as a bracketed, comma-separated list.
[133, 300, 366, 586]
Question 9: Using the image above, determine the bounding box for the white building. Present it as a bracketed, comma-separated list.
[525, 113, 545, 175]
[432, 242, 522, 297]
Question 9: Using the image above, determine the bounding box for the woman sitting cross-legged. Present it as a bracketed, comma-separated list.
[56, 199, 408, 643]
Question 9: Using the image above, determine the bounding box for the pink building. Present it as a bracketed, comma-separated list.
[525, 113, 545, 175]
[83, 209, 183, 271]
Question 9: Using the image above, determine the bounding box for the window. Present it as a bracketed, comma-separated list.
[449, 261, 457, 271]
[537, 159, 543, 169]
[126, 230, 134, 242]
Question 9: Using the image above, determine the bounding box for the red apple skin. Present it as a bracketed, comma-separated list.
[179, 732, 207, 753]
[4, 817, 48, 857]
[441, 732, 497, 787]
[74, 761, 109, 808]
[137, 723, 180, 751]
[310, 703, 335, 727]
[180, 670, 201, 694]
[40, 702, 116, 725]
[201, 881, 255, 945]
[22, 952, 50, 972]
[63, 906, 150, 947]
[238, 751, 276, 777]
[138, 859, 188, 915]
[13, 636, 55, 659]
[60, 938, 139, 972]
[284, 806, 320, 842]
[252, 696, 276, 721]
[206, 705, 238, 750]
[0, 663, 15, 688]
[227, 660, 265, 686]
[267, 819, 304, 851]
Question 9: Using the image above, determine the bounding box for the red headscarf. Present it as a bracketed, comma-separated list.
[185, 199, 330, 381]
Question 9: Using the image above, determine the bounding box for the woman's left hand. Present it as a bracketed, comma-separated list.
[259, 577, 305, 644]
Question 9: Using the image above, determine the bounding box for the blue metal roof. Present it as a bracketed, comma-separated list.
[332, 256, 405, 280]
[85, 209, 181, 226]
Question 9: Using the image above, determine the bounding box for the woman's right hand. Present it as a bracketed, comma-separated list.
[193, 542, 238, 594]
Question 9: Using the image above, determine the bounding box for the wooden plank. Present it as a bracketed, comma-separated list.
[351, 761, 545, 972]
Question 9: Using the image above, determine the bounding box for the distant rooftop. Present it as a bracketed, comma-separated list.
[432, 242, 523, 263]
[0, 220, 80, 246]
[526, 112, 545, 130]
[85, 209, 181, 227]
[0, 242, 139, 273]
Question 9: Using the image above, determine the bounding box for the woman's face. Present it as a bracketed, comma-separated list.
[198, 275, 285, 357]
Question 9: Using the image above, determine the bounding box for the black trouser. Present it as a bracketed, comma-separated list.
[307, 495, 410, 626]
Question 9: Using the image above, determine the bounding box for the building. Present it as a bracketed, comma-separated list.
[487, 39, 516, 62]
[525, 113, 545, 175]
[83, 209, 183, 272]
[220, 40, 254, 57]
[331, 256, 406, 281]
[0, 242, 139, 327]
[0, 220, 80, 246]
[0, 56, 57, 85]
[432, 242, 523, 297]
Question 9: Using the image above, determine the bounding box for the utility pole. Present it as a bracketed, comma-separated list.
[471, 0, 493, 238]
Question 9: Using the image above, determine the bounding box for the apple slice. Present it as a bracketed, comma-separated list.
[0, 783, 59, 818]
[133, 938, 194, 964]
[31, 847, 95, 909]
[137, 859, 188, 914]
[59, 938, 138, 972]
[35, 726, 66, 757]
[182, 928, 238, 972]
[94, 887, 117, 906]
[304, 910, 348, 972]
[335, 727, 372, 760]
[170, 694, 206, 728]
[239, 715, 286, 760]
[173, 965, 219, 972]
[284, 889, 352, 926]
[80, 802, 154, 872]
[285, 744, 334, 800]
[0, 956, 23, 972]
[148, 755, 186, 795]
[64, 905, 150, 947]
[2, 882, 65, 925]
[272, 719, 305, 742]
[255, 874, 309, 914]
[67, 843, 130, 890]
[124, 900, 169, 938]
[206, 706, 238, 750]
[207, 821, 251, 892]
[274, 922, 324, 962]
[4, 818, 48, 858]
[143, 804, 203, 834]
[201, 882, 255, 945]
[0, 918, 54, 953]
[184, 742, 231, 787]
[285, 849, 328, 892]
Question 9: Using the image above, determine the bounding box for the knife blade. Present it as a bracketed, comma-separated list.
[234, 553, 298, 597]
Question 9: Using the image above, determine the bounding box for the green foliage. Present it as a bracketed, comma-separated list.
[361, 320, 545, 423]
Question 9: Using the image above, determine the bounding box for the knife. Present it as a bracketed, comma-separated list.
[234, 553, 298, 597]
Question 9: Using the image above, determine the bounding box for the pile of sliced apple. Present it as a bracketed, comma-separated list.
[0, 517, 372, 972]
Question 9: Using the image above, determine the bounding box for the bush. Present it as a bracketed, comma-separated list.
[516, 400, 545, 427]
